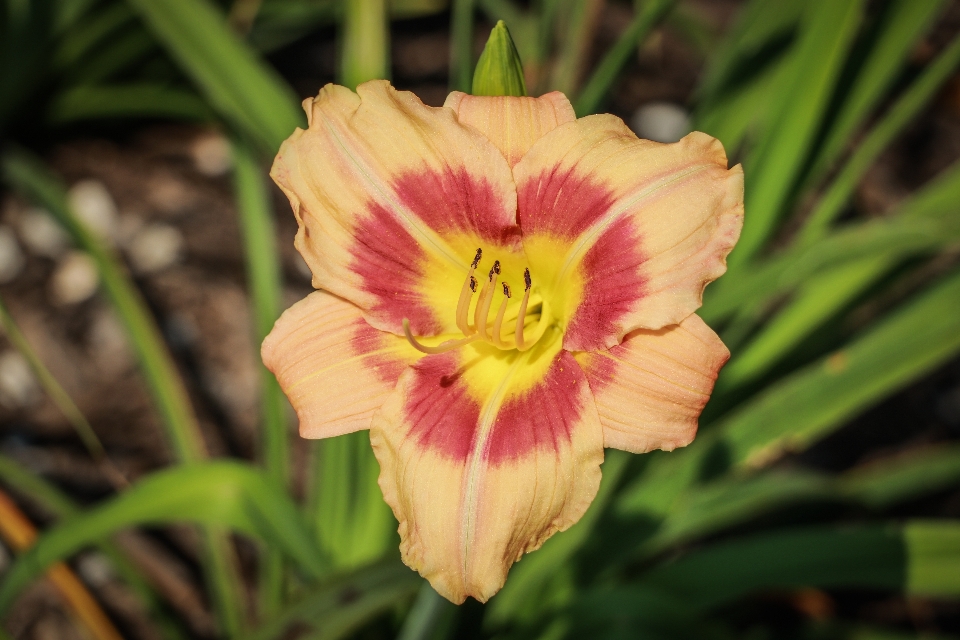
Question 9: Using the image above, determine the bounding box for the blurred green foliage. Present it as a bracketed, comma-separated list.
[2, 0, 960, 638]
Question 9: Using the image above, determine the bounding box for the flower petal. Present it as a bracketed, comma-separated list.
[271, 80, 523, 336]
[370, 335, 603, 603]
[444, 91, 576, 168]
[262, 291, 422, 438]
[516, 117, 743, 351]
[574, 314, 729, 453]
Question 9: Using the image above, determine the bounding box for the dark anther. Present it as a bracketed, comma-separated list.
[524, 268, 532, 291]
[502, 283, 512, 298]
[469, 276, 477, 292]
[493, 260, 501, 275]
[472, 248, 482, 268]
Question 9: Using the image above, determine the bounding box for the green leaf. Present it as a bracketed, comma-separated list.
[239, 560, 420, 640]
[311, 432, 396, 570]
[123, 0, 304, 153]
[703, 160, 960, 324]
[573, 0, 674, 116]
[620, 267, 960, 516]
[905, 521, 960, 597]
[0, 461, 329, 614]
[842, 444, 960, 510]
[730, 0, 864, 267]
[340, 0, 390, 88]
[232, 138, 288, 616]
[806, 0, 949, 188]
[800, 32, 960, 243]
[449, 0, 477, 92]
[49, 83, 211, 123]
[472, 20, 527, 97]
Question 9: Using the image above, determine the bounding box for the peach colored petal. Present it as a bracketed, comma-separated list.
[271, 80, 523, 337]
[575, 314, 729, 454]
[516, 117, 743, 351]
[444, 91, 576, 167]
[370, 340, 603, 603]
[261, 291, 422, 439]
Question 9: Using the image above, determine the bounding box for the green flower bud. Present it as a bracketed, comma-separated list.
[471, 20, 527, 97]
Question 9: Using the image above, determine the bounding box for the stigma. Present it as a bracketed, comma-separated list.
[403, 248, 537, 355]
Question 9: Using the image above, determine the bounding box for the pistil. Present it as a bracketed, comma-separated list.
[491, 283, 511, 348]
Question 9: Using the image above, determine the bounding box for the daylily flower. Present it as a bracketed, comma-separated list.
[263, 80, 743, 604]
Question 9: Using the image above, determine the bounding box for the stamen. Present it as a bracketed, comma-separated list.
[475, 260, 500, 339]
[515, 269, 532, 350]
[456, 248, 483, 335]
[403, 319, 478, 355]
[491, 282, 512, 348]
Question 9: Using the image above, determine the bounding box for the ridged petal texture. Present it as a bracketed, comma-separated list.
[265, 80, 742, 603]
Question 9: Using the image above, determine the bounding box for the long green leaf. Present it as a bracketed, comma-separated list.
[620, 267, 960, 516]
[49, 83, 211, 123]
[730, 0, 863, 266]
[123, 0, 304, 153]
[0, 461, 328, 613]
[2, 148, 247, 636]
[340, 0, 390, 88]
[232, 137, 289, 616]
[240, 561, 420, 640]
[573, 0, 674, 116]
[800, 32, 960, 242]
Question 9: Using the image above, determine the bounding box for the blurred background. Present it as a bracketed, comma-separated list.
[1, 0, 960, 639]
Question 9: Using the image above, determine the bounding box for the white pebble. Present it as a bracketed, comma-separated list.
[126, 223, 184, 274]
[77, 552, 115, 586]
[191, 132, 233, 177]
[0, 226, 25, 284]
[50, 251, 99, 305]
[630, 102, 691, 143]
[18, 207, 69, 258]
[0, 350, 39, 409]
[68, 179, 118, 242]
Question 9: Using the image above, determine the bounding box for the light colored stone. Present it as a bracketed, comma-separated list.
[18, 207, 69, 258]
[191, 132, 233, 177]
[77, 552, 115, 586]
[127, 223, 184, 274]
[68, 179, 118, 242]
[0, 350, 39, 409]
[0, 226, 24, 283]
[630, 101, 691, 143]
[50, 250, 99, 305]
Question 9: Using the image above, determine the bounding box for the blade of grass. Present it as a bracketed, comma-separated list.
[49, 83, 212, 123]
[0, 454, 188, 639]
[0, 460, 329, 613]
[904, 521, 960, 596]
[2, 148, 246, 636]
[124, 0, 304, 153]
[703, 159, 960, 324]
[619, 266, 960, 516]
[232, 137, 288, 616]
[573, 0, 675, 116]
[238, 560, 420, 640]
[340, 0, 390, 88]
[806, 0, 948, 187]
[397, 583, 455, 640]
[841, 444, 960, 510]
[730, 0, 864, 267]
[449, 0, 476, 92]
[0, 489, 123, 640]
[800, 32, 960, 243]
[547, 0, 602, 97]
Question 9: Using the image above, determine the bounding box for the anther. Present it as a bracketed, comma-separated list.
[456, 249, 483, 334]
[515, 269, 532, 350]
[492, 281, 512, 347]
[488, 259, 501, 281]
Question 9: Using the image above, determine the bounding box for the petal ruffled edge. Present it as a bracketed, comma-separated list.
[574, 314, 729, 453]
[370, 343, 603, 603]
[261, 291, 422, 439]
[516, 116, 743, 352]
